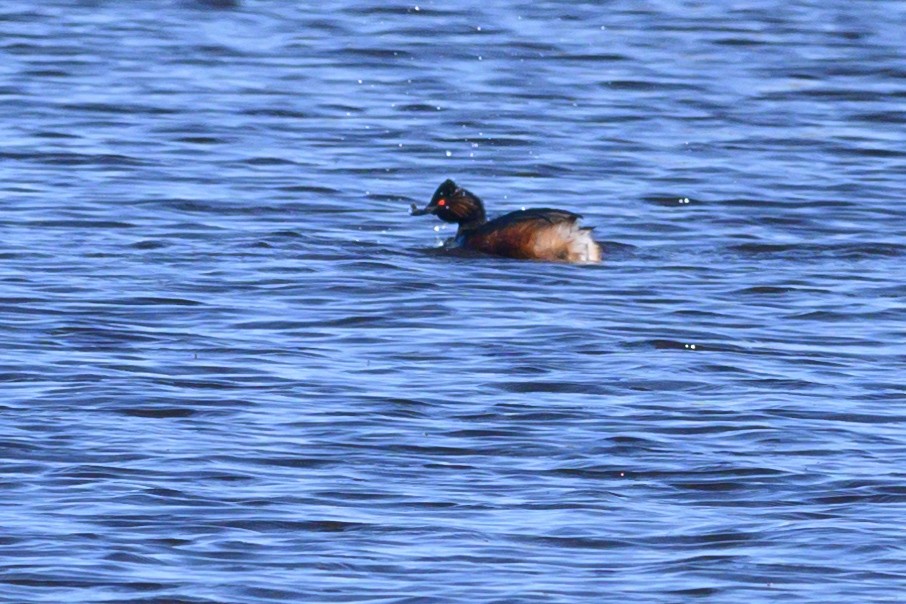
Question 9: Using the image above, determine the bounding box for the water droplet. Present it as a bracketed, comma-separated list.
[445, 151, 452, 157]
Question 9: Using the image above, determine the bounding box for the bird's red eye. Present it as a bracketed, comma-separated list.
[438, 199, 446, 207]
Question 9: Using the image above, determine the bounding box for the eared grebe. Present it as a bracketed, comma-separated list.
[410, 179, 602, 263]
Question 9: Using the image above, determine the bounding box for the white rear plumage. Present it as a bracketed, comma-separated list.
[571, 226, 603, 263]
[532, 222, 602, 263]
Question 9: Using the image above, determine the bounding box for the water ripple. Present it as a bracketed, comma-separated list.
[2, 0, 905, 602]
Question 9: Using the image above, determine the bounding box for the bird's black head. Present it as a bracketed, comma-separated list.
[410, 179, 486, 226]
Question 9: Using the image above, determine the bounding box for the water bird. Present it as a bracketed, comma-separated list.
[410, 179, 602, 263]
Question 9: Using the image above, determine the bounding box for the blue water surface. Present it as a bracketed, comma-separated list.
[1, 1, 905, 602]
